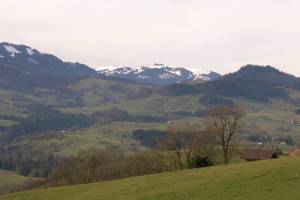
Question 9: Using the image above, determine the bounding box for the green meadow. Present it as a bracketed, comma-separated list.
[2, 157, 300, 200]
[0, 170, 29, 188]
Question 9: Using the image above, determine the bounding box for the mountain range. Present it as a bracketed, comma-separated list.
[1, 42, 299, 103]
[1, 42, 300, 100]
[0, 42, 220, 86]
[98, 64, 221, 85]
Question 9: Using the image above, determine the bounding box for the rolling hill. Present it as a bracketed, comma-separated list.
[0, 170, 29, 188]
[0, 169, 40, 195]
[2, 61, 300, 157]
[1, 42, 300, 170]
[2, 157, 300, 200]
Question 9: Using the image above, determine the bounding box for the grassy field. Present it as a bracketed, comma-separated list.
[57, 122, 166, 155]
[10, 122, 167, 156]
[0, 119, 17, 127]
[2, 157, 300, 200]
[0, 170, 29, 188]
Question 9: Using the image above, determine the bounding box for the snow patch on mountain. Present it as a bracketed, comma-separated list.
[0, 54, 4, 58]
[28, 58, 39, 65]
[4, 45, 21, 57]
[0, 42, 97, 76]
[98, 64, 221, 85]
[159, 73, 176, 79]
[26, 48, 35, 55]
[172, 70, 182, 76]
[138, 75, 150, 79]
[190, 68, 211, 75]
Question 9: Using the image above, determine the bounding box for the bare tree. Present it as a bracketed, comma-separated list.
[200, 126, 219, 165]
[78, 149, 102, 183]
[205, 106, 245, 164]
[163, 121, 200, 169]
[183, 121, 199, 165]
[129, 150, 175, 175]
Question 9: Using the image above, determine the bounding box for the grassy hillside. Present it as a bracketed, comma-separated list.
[2, 157, 300, 200]
[0, 170, 29, 187]
[13, 122, 166, 156]
[4, 91, 300, 156]
[3, 75, 300, 156]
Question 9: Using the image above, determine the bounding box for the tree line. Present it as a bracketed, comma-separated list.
[48, 106, 245, 186]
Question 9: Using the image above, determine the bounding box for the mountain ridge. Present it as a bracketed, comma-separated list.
[0, 42, 221, 86]
[0, 42, 96, 77]
[160, 64, 299, 102]
[97, 63, 221, 85]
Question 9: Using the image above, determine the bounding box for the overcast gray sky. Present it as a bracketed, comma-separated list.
[1, 0, 300, 75]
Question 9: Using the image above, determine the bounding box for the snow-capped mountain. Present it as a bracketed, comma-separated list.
[0, 42, 220, 86]
[98, 64, 221, 85]
[0, 42, 96, 77]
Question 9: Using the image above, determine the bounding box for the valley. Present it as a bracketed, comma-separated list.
[2, 1, 300, 199]
[1, 43, 300, 198]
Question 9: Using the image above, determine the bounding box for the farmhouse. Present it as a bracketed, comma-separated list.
[240, 149, 278, 161]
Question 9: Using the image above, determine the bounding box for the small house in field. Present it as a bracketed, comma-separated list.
[240, 149, 278, 162]
[289, 148, 300, 157]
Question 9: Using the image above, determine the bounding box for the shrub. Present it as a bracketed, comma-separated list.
[188, 155, 214, 169]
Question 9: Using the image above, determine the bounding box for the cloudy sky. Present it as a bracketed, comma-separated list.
[1, 0, 300, 75]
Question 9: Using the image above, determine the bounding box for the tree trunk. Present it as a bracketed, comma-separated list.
[223, 148, 228, 164]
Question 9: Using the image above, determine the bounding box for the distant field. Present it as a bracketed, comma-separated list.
[57, 122, 167, 155]
[0, 170, 28, 188]
[3, 76, 300, 141]
[8, 93, 300, 156]
[60, 88, 300, 141]
[0, 119, 17, 127]
[3, 78, 300, 158]
[12, 122, 167, 156]
[2, 157, 300, 200]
